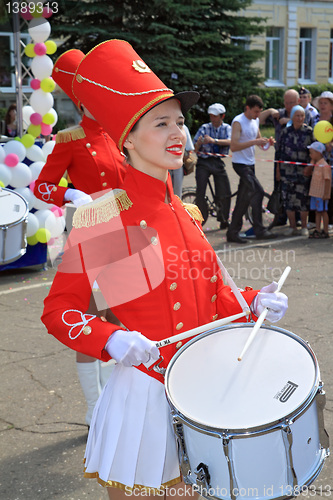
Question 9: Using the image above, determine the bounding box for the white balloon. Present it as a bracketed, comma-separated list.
[28, 18, 51, 43]
[49, 215, 66, 238]
[14, 187, 35, 210]
[0, 145, 5, 163]
[29, 161, 45, 181]
[3, 140, 26, 162]
[30, 89, 54, 115]
[26, 144, 45, 162]
[22, 105, 34, 131]
[31, 55, 53, 80]
[42, 140, 55, 159]
[10, 162, 32, 188]
[0, 163, 12, 187]
[26, 212, 39, 237]
[32, 195, 50, 210]
[35, 208, 55, 227]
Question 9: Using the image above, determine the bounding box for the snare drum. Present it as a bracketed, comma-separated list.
[165, 324, 329, 500]
[0, 188, 28, 264]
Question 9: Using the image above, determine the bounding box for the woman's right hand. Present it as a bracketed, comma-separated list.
[104, 330, 160, 367]
[64, 188, 93, 207]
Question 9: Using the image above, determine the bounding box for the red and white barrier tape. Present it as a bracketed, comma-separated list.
[197, 151, 315, 167]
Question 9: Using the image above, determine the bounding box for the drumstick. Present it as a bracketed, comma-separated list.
[155, 311, 247, 349]
[101, 310, 247, 368]
[237, 266, 291, 362]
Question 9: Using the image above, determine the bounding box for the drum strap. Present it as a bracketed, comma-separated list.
[216, 254, 251, 319]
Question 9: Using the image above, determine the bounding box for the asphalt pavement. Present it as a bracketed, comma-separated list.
[0, 147, 332, 499]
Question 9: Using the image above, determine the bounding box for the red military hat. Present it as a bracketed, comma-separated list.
[72, 39, 199, 152]
[52, 49, 85, 108]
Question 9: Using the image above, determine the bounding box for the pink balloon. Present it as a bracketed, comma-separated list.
[43, 6, 53, 18]
[4, 153, 20, 167]
[21, 11, 33, 20]
[34, 43, 47, 56]
[29, 180, 36, 192]
[41, 123, 53, 136]
[31, 79, 41, 90]
[30, 112, 43, 125]
[51, 206, 65, 217]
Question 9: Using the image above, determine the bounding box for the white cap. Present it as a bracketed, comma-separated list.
[307, 141, 326, 154]
[312, 91, 333, 109]
[208, 103, 226, 115]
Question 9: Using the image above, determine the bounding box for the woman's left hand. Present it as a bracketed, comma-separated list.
[251, 282, 288, 323]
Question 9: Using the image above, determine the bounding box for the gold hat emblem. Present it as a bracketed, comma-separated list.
[132, 60, 151, 73]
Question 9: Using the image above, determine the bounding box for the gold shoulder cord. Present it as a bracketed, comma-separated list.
[177, 196, 204, 223]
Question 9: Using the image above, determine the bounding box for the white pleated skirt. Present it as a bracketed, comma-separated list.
[84, 364, 181, 491]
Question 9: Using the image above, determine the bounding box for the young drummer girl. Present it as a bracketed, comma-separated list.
[308, 142, 332, 238]
[41, 40, 288, 499]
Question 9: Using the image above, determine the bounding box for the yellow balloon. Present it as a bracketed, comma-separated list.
[27, 124, 42, 137]
[59, 177, 68, 187]
[45, 40, 57, 55]
[27, 234, 39, 246]
[24, 44, 36, 58]
[0, 180, 4, 188]
[20, 133, 35, 148]
[36, 228, 51, 244]
[40, 77, 56, 93]
[42, 112, 54, 125]
[313, 120, 333, 144]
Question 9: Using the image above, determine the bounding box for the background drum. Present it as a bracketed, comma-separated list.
[0, 187, 28, 264]
[165, 324, 330, 500]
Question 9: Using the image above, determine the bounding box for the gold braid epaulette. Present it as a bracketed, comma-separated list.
[55, 125, 86, 144]
[176, 196, 204, 223]
[73, 190, 133, 228]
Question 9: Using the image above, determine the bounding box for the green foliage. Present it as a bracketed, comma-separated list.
[52, 0, 266, 129]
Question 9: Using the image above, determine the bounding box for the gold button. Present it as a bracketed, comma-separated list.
[54, 67, 59, 72]
[82, 326, 92, 335]
[102, 182, 107, 187]
[212, 314, 218, 320]
[140, 220, 147, 229]
[170, 282, 177, 291]
[176, 341, 182, 349]
[76, 74, 83, 83]
[211, 294, 217, 303]
[92, 151, 97, 156]
[100, 316, 107, 322]
[52, 186, 57, 192]
[86, 143, 91, 148]
[173, 302, 181, 311]
[151, 236, 158, 245]
[210, 275, 218, 283]
[100, 171, 105, 176]
[176, 322, 183, 331]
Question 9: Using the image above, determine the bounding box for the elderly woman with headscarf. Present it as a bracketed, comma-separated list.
[278, 104, 313, 236]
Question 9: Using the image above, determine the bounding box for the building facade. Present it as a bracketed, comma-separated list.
[244, 0, 333, 87]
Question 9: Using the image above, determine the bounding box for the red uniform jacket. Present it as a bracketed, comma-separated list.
[34, 114, 127, 206]
[42, 166, 258, 383]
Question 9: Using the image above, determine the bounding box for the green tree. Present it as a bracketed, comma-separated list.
[53, 0, 266, 126]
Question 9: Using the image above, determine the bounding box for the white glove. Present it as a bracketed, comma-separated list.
[104, 330, 160, 367]
[251, 282, 288, 323]
[64, 188, 93, 207]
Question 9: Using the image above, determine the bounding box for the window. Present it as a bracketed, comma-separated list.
[329, 29, 333, 81]
[0, 32, 31, 92]
[265, 27, 283, 84]
[299, 28, 315, 82]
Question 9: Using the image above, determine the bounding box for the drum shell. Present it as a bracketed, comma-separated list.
[0, 188, 28, 264]
[165, 325, 330, 500]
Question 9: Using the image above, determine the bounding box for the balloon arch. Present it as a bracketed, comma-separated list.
[1, 1, 66, 268]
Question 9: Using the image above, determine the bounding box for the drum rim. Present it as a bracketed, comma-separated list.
[165, 323, 321, 437]
[0, 187, 29, 226]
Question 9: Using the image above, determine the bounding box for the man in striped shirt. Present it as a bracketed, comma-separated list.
[194, 103, 232, 228]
